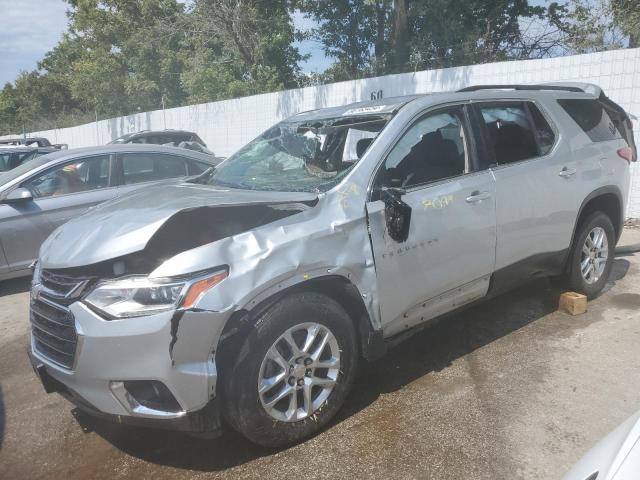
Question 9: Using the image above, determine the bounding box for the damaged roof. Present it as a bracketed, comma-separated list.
[291, 95, 424, 122]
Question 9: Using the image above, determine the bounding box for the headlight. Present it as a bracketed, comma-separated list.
[84, 270, 228, 319]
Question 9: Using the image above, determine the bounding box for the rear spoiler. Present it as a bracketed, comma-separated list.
[597, 94, 638, 162]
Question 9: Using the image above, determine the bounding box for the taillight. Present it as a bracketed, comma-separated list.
[617, 146, 633, 164]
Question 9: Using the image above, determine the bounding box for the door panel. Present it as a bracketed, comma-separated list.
[490, 155, 578, 272]
[0, 240, 9, 278]
[475, 101, 580, 274]
[366, 105, 497, 337]
[32, 187, 120, 232]
[1, 189, 119, 271]
[0, 155, 117, 270]
[0, 201, 54, 272]
[367, 172, 496, 336]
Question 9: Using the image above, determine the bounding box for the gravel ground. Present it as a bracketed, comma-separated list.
[1, 228, 639, 480]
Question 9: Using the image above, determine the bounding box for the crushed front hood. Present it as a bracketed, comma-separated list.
[39, 182, 317, 269]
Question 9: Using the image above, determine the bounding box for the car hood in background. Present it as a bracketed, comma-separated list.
[39, 182, 318, 269]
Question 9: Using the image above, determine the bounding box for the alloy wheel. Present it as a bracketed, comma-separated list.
[258, 322, 341, 422]
[580, 226, 609, 284]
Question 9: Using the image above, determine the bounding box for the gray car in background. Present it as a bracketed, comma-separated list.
[0, 137, 53, 147]
[0, 144, 217, 281]
[109, 129, 215, 156]
[0, 146, 58, 172]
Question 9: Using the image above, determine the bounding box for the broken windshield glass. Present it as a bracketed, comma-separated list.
[209, 114, 393, 192]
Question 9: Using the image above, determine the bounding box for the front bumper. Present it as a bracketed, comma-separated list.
[28, 349, 222, 436]
[29, 300, 231, 434]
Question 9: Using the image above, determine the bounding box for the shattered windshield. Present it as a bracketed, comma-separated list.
[209, 114, 393, 192]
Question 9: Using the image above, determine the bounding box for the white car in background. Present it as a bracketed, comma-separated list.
[564, 411, 640, 480]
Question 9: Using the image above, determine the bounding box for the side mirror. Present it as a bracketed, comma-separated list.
[3, 187, 33, 204]
[379, 186, 411, 243]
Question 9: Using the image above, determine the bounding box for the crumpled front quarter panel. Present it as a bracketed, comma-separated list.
[151, 184, 382, 330]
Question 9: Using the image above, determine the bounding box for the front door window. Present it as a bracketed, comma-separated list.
[378, 109, 468, 189]
[22, 155, 110, 198]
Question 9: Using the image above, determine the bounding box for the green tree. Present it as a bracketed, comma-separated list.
[296, 0, 555, 80]
[294, 0, 390, 80]
[0, 71, 79, 134]
[173, 0, 303, 102]
[610, 0, 640, 46]
[59, 0, 186, 115]
[409, 0, 549, 69]
[552, 0, 627, 53]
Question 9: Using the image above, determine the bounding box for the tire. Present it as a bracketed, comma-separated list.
[567, 211, 615, 298]
[222, 291, 359, 447]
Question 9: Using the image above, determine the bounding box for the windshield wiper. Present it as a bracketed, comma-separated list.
[187, 166, 215, 184]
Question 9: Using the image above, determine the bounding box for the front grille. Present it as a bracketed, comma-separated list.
[31, 297, 77, 369]
[30, 270, 94, 370]
[40, 269, 92, 300]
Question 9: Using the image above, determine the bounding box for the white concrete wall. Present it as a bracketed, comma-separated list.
[4, 48, 640, 216]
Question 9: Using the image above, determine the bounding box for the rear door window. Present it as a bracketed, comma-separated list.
[479, 104, 539, 165]
[0, 153, 14, 172]
[0, 151, 39, 172]
[188, 161, 211, 175]
[120, 153, 188, 185]
[557, 99, 622, 142]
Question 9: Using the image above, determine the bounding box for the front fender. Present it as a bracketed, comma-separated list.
[236, 268, 380, 330]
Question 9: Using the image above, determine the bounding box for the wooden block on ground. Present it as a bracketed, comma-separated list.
[559, 291, 587, 315]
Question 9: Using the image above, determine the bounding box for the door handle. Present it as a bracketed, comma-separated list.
[465, 190, 491, 203]
[558, 167, 576, 178]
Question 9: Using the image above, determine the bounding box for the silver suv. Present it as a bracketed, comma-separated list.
[28, 83, 636, 447]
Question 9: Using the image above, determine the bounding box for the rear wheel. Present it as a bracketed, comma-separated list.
[567, 211, 615, 298]
[222, 292, 358, 447]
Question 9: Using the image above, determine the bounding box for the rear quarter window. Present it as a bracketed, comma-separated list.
[558, 99, 622, 142]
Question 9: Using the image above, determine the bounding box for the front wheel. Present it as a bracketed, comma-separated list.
[567, 211, 615, 298]
[222, 292, 358, 447]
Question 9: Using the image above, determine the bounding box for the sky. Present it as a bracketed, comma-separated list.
[0, 0, 69, 85]
[0, 0, 330, 86]
[291, 10, 333, 73]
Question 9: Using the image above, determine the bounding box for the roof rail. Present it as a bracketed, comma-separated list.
[458, 84, 585, 93]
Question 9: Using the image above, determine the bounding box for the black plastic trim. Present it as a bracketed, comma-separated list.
[571, 185, 624, 246]
[487, 249, 568, 298]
